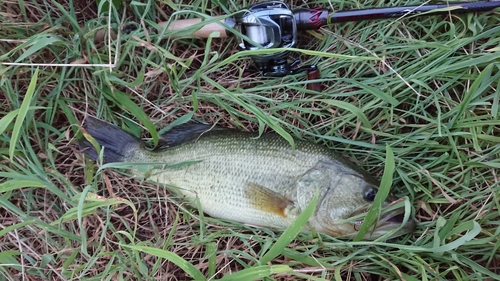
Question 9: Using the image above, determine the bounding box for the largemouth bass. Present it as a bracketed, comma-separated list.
[78, 117, 416, 239]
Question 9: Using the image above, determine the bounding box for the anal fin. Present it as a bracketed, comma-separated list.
[245, 183, 294, 217]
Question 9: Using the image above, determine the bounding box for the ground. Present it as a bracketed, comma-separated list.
[0, 0, 499, 280]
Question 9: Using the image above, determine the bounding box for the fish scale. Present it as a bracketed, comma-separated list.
[140, 133, 310, 228]
[78, 117, 416, 239]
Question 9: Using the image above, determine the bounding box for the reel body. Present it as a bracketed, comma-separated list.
[233, 1, 316, 77]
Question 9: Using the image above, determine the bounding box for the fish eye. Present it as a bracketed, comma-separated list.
[364, 187, 377, 202]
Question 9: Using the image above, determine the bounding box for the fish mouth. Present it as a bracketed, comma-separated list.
[371, 209, 416, 239]
[386, 213, 406, 223]
[352, 208, 416, 240]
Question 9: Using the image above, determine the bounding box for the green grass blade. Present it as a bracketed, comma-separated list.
[217, 265, 292, 281]
[259, 190, 319, 265]
[14, 36, 63, 62]
[0, 110, 19, 135]
[0, 107, 46, 136]
[319, 99, 372, 128]
[348, 80, 399, 106]
[205, 242, 217, 278]
[353, 144, 395, 241]
[0, 179, 46, 193]
[0, 220, 36, 237]
[118, 244, 206, 280]
[101, 86, 159, 146]
[9, 68, 39, 161]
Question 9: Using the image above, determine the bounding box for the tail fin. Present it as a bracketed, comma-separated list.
[78, 117, 141, 163]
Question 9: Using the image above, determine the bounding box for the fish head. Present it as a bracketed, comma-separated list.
[300, 163, 416, 240]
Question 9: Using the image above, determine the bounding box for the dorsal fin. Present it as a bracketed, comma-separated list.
[158, 123, 224, 148]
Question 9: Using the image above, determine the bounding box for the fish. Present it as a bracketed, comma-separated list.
[78, 117, 416, 240]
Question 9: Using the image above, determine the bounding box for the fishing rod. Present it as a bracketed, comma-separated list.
[95, 1, 500, 85]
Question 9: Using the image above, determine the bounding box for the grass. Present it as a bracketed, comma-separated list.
[1, 0, 499, 279]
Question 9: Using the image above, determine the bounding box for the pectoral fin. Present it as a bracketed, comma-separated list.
[245, 183, 293, 217]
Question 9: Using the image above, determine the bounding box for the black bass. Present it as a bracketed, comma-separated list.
[78, 117, 415, 239]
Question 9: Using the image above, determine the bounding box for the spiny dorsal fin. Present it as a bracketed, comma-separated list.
[245, 183, 294, 217]
[158, 123, 225, 148]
